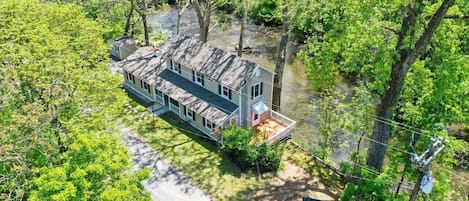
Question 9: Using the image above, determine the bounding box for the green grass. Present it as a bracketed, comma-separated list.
[119, 102, 271, 200]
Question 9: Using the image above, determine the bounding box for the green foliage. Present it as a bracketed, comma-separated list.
[251, 0, 283, 25]
[29, 131, 150, 201]
[295, 0, 468, 198]
[340, 165, 398, 201]
[340, 162, 405, 200]
[222, 126, 282, 171]
[0, 0, 149, 199]
[310, 88, 348, 160]
[54, 0, 131, 40]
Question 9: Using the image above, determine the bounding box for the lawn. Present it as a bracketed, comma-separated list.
[119, 101, 271, 200]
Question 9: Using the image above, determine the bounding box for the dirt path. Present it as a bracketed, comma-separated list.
[121, 127, 213, 201]
[250, 160, 339, 201]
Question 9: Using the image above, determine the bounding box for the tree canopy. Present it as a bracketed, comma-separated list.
[0, 0, 149, 200]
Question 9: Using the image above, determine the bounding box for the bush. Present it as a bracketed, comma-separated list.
[250, 0, 283, 25]
[222, 126, 282, 171]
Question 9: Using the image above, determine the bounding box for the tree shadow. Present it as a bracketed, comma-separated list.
[158, 112, 243, 177]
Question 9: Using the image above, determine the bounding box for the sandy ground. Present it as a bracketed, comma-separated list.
[250, 160, 339, 201]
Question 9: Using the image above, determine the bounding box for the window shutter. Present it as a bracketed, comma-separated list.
[203, 117, 206, 127]
[192, 70, 195, 81]
[251, 86, 254, 99]
[260, 82, 263, 95]
[192, 111, 196, 121]
[201, 75, 204, 86]
[228, 89, 232, 100]
[218, 84, 221, 95]
[140, 80, 143, 88]
[183, 106, 186, 116]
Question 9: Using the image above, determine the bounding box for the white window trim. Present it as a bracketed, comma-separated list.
[194, 72, 203, 85]
[155, 89, 163, 103]
[205, 119, 214, 130]
[170, 60, 180, 74]
[221, 85, 230, 99]
[253, 82, 262, 98]
[169, 98, 179, 114]
[186, 108, 193, 119]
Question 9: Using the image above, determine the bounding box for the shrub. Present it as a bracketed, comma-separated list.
[222, 126, 282, 171]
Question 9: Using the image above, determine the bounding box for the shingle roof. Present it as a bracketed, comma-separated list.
[121, 47, 164, 81]
[122, 46, 238, 125]
[164, 36, 260, 91]
[112, 35, 136, 47]
[152, 69, 238, 125]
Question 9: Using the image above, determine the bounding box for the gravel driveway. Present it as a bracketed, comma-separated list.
[122, 128, 213, 201]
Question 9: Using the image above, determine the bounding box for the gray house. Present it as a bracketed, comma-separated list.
[109, 36, 137, 61]
[121, 37, 296, 144]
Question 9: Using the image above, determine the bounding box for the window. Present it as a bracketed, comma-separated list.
[155, 89, 162, 97]
[184, 106, 196, 121]
[251, 82, 263, 99]
[170, 98, 179, 107]
[170, 60, 181, 74]
[141, 80, 150, 93]
[169, 98, 179, 114]
[203, 118, 215, 130]
[253, 113, 259, 120]
[192, 70, 204, 86]
[219, 85, 232, 100]
[125, 72, 135, 84]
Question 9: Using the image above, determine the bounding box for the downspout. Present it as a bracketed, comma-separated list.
[238, 83, 245, 127]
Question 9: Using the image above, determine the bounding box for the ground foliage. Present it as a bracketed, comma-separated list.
[0, 0, 149, 200]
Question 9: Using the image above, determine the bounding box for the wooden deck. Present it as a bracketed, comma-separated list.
[254, 119, 287, 142]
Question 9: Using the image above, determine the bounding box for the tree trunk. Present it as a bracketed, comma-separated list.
[135, 0, 150, 46]
[124, 0, 135, 35]
[272, 0, 289, 112]
[194, 0, 211, 43]
[366, 0, 455, 171]
[237, 0, 247, 57]
[177, 12, 181, 35]
[142, 13, 150, 46]
[176, 0, 190, 36]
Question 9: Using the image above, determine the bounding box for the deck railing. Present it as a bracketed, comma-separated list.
[267, 110, 296, 144]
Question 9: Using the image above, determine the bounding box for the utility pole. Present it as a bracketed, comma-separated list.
[409, 137, 447, 201]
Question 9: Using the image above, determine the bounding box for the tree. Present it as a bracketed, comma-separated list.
[134, 0, 151, 46]
[295, 0, 467, 198]
[124, 0, 135, 35]
[0, 0, 149, 199]
[176, 0, 191, 35]
[193, 0, 212, 42]
[237, 0, 249, 57]
[29, 131, 150, 201]
[193, 0, 226, 43]
[272, 0, 289, 111]
[367, 0, 456, 171]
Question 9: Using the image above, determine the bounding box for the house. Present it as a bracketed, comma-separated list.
[109, 35, 137, 61]
[121, 36, 296, 144]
